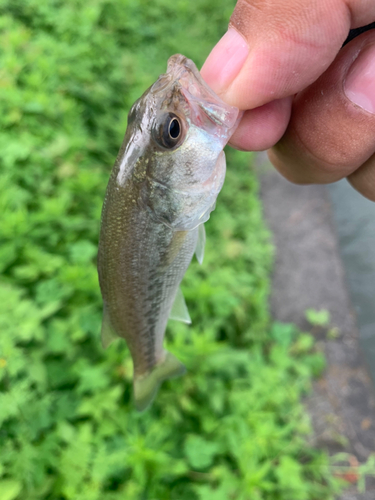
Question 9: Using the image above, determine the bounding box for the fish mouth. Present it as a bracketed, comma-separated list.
[166, 55, 236, 124]
[151, 54, 241, 145]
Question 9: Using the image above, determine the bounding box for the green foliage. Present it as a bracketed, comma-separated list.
[305, 309, 331, 328]
[0, 0, 344, 498]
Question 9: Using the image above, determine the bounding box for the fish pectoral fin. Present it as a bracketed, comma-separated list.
[101, 307, 118, 349]
[169, 287, 191, 324]
[133, 351, 186, 411]
[195, 223, 206, 265]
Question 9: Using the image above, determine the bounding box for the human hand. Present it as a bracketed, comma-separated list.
[201, 0, 375, 201]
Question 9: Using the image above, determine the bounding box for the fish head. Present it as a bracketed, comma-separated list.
[117, 55, 240, 230]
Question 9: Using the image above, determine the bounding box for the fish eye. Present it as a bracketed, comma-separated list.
[168, 117, 180, 139]
[153, 112, 185, 149]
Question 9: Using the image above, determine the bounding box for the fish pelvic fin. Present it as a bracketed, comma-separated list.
[195, 223, 206, 265]
[169, 287, 191, 324]
[100, 306, 118, 349]
[133, 351, 186, 412]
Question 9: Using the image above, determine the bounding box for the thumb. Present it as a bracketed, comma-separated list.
[201, 0, 356, 109]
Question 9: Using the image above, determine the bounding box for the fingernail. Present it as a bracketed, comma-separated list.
[201, 28, 249, 92]
[345, 46, 375, 114]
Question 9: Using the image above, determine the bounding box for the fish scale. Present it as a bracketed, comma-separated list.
[99, 178, 198, 372]
[97, 54, 240, 410]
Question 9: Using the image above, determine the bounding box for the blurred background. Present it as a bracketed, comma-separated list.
[0, 1, 374, 499]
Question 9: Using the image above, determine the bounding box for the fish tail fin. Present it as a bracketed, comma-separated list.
[133, 351, 186, 412]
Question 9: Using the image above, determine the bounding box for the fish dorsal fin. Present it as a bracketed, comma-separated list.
[195, 223, 206, 265]
[169, 287, 191, 324]
[101, 306, 118, 349]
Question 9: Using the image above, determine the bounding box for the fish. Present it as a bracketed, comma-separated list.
[97, 54, 240, 411]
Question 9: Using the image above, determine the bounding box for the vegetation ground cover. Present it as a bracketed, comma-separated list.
[0, 1, 344, 498]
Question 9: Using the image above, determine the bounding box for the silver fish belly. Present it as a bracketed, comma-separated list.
[97, 54, 239, 411]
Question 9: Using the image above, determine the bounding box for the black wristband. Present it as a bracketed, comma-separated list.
[344, 22, 375, 46]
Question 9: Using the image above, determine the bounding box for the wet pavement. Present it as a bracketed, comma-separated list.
[259, 163, 375, 499]
[328, 180, 375, 384]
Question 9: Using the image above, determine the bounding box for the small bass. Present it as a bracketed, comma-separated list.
[97, 55, 239, 410]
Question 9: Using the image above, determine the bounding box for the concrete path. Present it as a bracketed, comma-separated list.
[258, 163, 375, 499]
[328, 180, 375, 384]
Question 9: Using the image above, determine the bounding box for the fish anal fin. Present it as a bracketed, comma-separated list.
[101, 307, 118, 349]
[195, 223, 206, 265]
[133, 351, 186, 411]
[169, 287, 191, 324]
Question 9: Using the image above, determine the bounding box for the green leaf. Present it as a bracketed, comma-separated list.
[69, 240, 97, 264]
[270, 322, 297, 347]
[0, 480, 22, 500]
[305, 308, 330, 327]
[184, 435, 219, 470]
